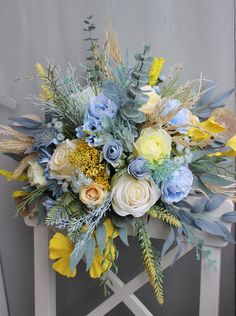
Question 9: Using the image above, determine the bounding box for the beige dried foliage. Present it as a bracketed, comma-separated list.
[0, 124, 34, 154]
[211, 108, 236, 139]
[105, 27, 121, 64]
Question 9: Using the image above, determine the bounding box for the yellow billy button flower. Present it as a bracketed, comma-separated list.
[133, 127, 172, 162]
[149, 57, 165, 86]
[188, 115, 225, 142]
[49, 219, 118, 279]
[49, 232, 76, 278]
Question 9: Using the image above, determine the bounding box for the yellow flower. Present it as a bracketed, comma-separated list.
[68, 140, 110, 189]
[12, 190, 28, 198]
[35, 63, 47, 78]
[133, 127, 172, 162]
[49, 232, 76, 278]
[0, 169, 27, 182]
[39, 84, 53, 101]
[224, 134, 236, 156]
[149, 57, 165, 86]
[79, 182, 107, 206]
[189, 115, 225, 141]
[210, 134, 236, 157]
[90, 219, 118, 278]
[49, 219, 118, 279]
[138, 85, 161, 115]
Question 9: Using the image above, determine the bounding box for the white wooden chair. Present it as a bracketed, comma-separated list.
[25, 199, 234, 316]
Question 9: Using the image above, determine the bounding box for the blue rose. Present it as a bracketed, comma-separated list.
[75, 127, 86, 138]
[161, 166, 193, 204]
[128, 156, 150, 179]
[86, 93, 118, 120]
[103, 140, 123, 164]
[83, 116, 101, 133]
[162, 99, 190, 131]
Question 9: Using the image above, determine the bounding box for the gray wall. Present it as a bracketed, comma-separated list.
[0, 0, 235, 315]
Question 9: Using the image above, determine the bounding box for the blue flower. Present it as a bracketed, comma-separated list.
[86, 93, 118, 120]
[162, 99, 190, 131]
[103, 140, 123, 164]
[128, 157, 150, 179]
[75, 127, 86, 138]
[161, 166, 193, 204]
[83, 116, 101, 133]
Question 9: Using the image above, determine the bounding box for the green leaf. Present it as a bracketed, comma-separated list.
[118, 226, 129, 246]
[111, 213, 127, 228]
[200, 173, 234, 187]
[85, 236, 96, 271]
[70, 244, 86, 272]
[96, 224, 106, 253]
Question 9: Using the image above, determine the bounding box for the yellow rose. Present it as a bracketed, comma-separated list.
[133, 127, 172, 161]
[138, 85, 161, 115]
[79, 182, 107, 206]
[27, 160, 47, 187]
[49, 139, 77, 179]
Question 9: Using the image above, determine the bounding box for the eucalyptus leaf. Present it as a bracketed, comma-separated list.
[200, 173, 233, 187]
[208, 88, 234, 108]
[8, 116, 41, 129]
[118, 226, 129, 246]
[85, 236, 96, 271]
[172, 229, 183, 266]
[70, 244, 86, 271]
[205, 194, 227, 212]
[96, 223, 106, 253]
[191, 197, 208, 214]
[221, 211, 236, 223]
[161, 227, 175, 257]
[111, 213, 127, 228]
[194, 218, 234, 243]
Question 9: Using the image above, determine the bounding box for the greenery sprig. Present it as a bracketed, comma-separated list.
[136, 218, 164, 305]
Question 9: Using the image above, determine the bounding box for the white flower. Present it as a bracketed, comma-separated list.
[138, 85, 161, 115]
[111, 173, 160, 217]
[27, 160, 47, 187]
[48, 139, 77, 180]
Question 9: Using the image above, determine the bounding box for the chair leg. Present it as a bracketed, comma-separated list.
[199, 246, 222, 316]
[34, 226, 56, 316]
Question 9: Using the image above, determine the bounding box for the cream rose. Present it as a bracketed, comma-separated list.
[133, 127, 172, 162]
[49, 139, 77, 179]
[79, 182, 107, 206]
[111, 173, 160, 217]
[27, 160, 47, 187]
[138, 85, 161, 115]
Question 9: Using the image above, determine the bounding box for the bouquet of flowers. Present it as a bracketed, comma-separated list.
[1, 17, 236, 304]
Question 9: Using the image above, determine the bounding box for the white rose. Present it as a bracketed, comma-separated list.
[49, 139, 77, 180]
[111, 173, 160, 217]
[27, 160, 47, 187]
[138, 85, 161, 115]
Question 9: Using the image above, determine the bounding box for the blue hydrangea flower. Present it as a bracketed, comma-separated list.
[161, 166, 193, 204]
[103, 140, 123, 164]
[128, 156, 150, 179]
[162, 99, 190, 131]
[86, 93, 118, 120]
